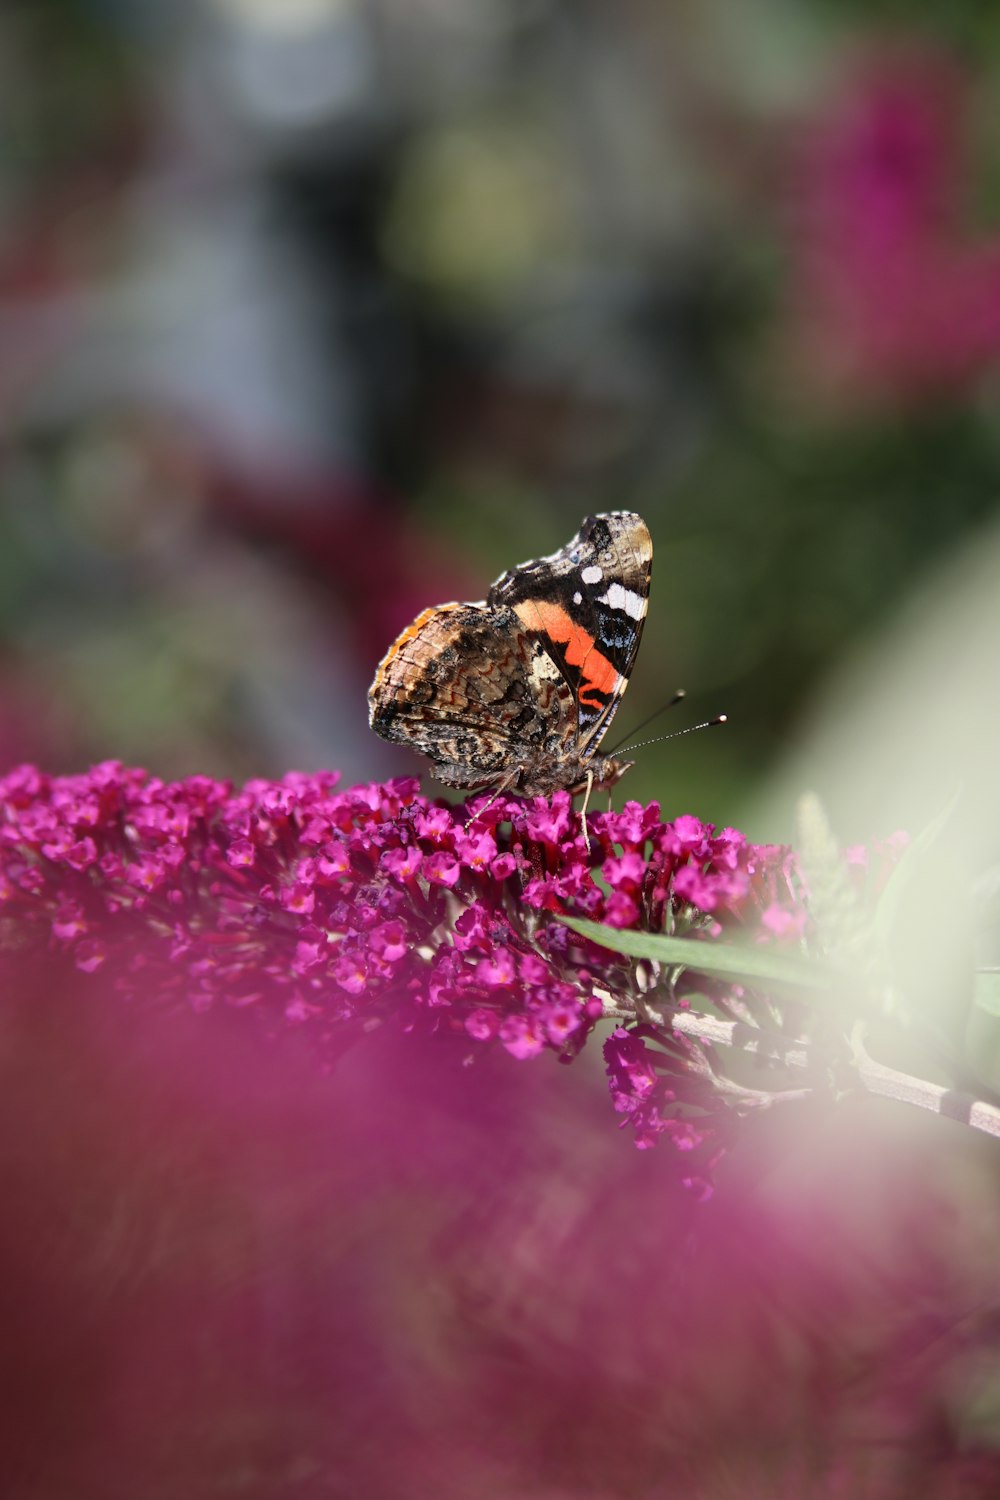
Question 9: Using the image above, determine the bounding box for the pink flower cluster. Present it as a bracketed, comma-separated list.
[0, 761, 802, 1161]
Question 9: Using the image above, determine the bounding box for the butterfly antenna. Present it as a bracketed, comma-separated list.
[605, 690, 687, 755]
[617, 715, 728, 757]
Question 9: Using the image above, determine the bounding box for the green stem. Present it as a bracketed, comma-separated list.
[602, 1001, 1000, 1141]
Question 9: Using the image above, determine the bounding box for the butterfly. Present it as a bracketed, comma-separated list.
[368, 512, 652, 805]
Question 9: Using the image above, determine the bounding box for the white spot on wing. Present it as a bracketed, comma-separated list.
[529, 650, 562, 691]
[599, 583, 645, 620]
[581, 565, 603, 584]
[573, 591, 582, 604]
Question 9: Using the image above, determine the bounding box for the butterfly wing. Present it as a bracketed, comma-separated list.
[368, 601, 577, 789]
[488, 511, 652, 754]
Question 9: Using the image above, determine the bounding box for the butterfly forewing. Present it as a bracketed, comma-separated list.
[489, 512, 651, 751]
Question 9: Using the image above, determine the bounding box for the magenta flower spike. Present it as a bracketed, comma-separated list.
[0, 762, 821, 1183]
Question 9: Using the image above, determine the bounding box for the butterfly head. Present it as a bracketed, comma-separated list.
[585, 754, 634, 794]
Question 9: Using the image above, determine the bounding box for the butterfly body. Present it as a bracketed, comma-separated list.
[368, 512, 652, 798]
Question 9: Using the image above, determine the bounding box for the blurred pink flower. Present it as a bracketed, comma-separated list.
[5, 952, 997, 1497]
[790, 49, 1000, 401]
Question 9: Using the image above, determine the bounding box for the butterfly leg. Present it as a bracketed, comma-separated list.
[465, 770, 520, 831]
[578, 768, 595, 855]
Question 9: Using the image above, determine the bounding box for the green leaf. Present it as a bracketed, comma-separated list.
[560, 916, 835, 993]
[872, 786, 970, 1029]
[973, 970, 1000, 1018]
[796, 792, 870, 965]
[874, 786, 961, 953]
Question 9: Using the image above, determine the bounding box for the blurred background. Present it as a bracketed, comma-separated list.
[5, 1, 1000, 1495]
[5, 0, 1000, 828]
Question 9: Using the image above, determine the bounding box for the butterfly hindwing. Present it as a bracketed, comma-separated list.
[367, 602, 576, 788]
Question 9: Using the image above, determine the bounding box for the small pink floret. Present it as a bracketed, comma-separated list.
[424, 852, 460, 888]
[499, 1016, 545, 1060]
[227, 839, 256, 869]
[760, 903, 807, 941]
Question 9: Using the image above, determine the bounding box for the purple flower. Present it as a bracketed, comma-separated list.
[0, 761, 820, 1173]
[602, 1023, 736, 1194]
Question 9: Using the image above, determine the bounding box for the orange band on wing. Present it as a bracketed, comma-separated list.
[375, 603, 463, 673]
[514, 599, 619, 700]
